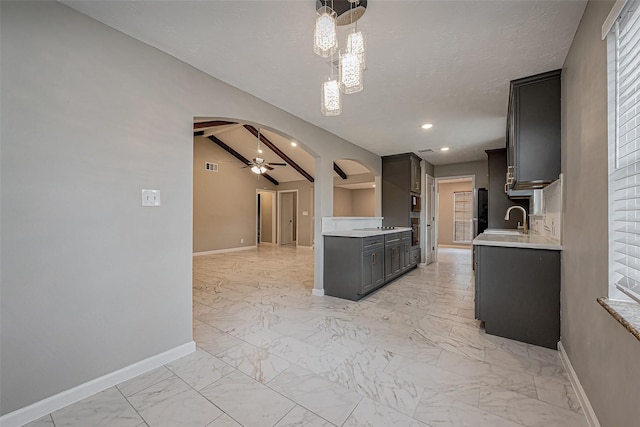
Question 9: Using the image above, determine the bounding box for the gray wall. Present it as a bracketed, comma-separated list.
[437, 181, 473, 247]
[561, 1, 640, 425]
[259, 192, 274, 244]
[0, 1, 379, 415]
[351, 188, 375, 217]
[333, 187, 353, 217]
[193, 136, 276, 252]
[277, 180, 314, 247]
[434, 160, 489, 189]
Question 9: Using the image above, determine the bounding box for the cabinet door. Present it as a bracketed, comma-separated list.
[385, 243, 402, 279]
[402, 241, 411, 269]
[362, 248, 384, 294]
[410, 156, 421, 193]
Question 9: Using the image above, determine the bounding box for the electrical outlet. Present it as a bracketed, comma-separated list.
[141, 189, 161, 207]
[240, 238, 244, 243]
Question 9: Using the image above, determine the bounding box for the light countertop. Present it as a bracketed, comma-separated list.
[323, 227, 412, 238]
[473, 232, 562, 251]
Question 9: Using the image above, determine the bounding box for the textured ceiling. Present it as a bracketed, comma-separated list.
[64, 0, 586, 165]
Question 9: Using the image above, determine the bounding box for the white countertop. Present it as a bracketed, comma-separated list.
[473, 232, 562, 251]
[323, 227, 412, 238]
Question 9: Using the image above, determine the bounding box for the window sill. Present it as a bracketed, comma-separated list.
[597, 297, 640, 342]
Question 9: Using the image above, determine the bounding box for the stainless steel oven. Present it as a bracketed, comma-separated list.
[411, 218, 420, 246]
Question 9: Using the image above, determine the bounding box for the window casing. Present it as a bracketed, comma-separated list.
[453, 191, 473, 243]
[609, 0, 640, 303]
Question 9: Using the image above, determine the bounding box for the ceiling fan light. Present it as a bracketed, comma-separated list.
[321, 78, 342, 116]
[251, 165, 261, 174]
[339, 50, 363, 94]
[346, 30, 366, 68]
[313, 9, 337, 58]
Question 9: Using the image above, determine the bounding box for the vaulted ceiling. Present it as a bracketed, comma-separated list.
[195, 120, 372, 184]
[64, 0, 587, 165]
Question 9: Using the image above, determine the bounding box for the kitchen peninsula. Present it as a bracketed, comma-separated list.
[474, 230, 562, 349]
[323, 226, 417, 301]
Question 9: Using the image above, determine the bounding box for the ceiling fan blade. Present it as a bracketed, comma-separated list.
[264, 165, 274, 171]
[268, 163, 287, 166]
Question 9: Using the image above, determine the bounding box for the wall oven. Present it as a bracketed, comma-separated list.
[411, 218, 420, 247]
[411, 195, 421, 212]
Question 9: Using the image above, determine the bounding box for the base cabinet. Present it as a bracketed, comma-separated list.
[324, 233, 417, 301]
[474, 244, 560, 349]
[361, 246, 385, 295]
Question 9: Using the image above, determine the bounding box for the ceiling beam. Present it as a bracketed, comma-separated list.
[333, 162, 348, 180]
[194, 120, 236, 130]
[243, 125, 314, 183]
[194, 130, 205, 137]
[206, 135, 279, 186]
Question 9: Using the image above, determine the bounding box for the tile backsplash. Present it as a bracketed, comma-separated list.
[529, 174, 563, 244]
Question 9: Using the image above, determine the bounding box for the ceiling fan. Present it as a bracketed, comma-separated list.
[245, 157, 286, 174]
[245, 127, 286, 174]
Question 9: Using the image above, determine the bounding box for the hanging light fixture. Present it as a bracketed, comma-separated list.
[313, 5, 337, 58]
[339, 49, 363, 94]
[322, 77, 342, 116]
[314, 1, 368, 115]
[346, 28, 366, 68]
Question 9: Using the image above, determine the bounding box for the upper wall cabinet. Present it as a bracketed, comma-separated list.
[382, 153, 421, 227]
[506, 70, 561, 191]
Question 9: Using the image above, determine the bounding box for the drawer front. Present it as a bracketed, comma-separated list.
[400, 231, 411, 241]
[384, 233, 401, 244]
[362, 236, 384, 250]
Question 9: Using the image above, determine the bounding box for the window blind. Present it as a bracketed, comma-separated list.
[453, 191, 473, 243]
[612, 0, 640, 303]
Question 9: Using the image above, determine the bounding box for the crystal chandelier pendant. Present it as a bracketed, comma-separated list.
[313, 8, 338, 58]
[346, 30, 366, 69]
[339, 50, 363, 94]
[321, 78, 342, 116]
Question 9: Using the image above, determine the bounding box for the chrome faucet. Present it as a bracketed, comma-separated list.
[504, 205, 528, 234]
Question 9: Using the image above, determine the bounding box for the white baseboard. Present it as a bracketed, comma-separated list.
[312, 288, 325, 296]
[558, 341, 600, 427]
[193, 245, 256, 256]
[296, 245, 314, 249]
[0, 341, 195, 427]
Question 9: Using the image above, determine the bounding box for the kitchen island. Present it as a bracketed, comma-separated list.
[323, 227, 418, 301]
[473, 231, 561, 349]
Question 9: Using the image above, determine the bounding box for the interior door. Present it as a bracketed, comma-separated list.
[280, 192, 294, 245]
[426, 176, 436, 264]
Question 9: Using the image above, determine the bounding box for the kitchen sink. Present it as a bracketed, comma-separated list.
[482, 229, 523, 235]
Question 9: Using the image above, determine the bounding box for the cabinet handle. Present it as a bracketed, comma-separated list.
[372, 253, 377, 265]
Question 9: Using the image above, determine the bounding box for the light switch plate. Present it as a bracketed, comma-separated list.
[142, 189, 161, 207]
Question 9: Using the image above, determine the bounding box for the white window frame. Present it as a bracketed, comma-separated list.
[606, 0, 640, 304]
[453, 191, 473, 244]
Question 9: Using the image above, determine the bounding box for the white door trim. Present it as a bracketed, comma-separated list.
[277, 189, 299, 246]
[256, 189, 276, 245]
[434, 175, 476, 256]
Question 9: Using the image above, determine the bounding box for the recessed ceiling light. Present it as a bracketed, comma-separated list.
[440, 147, 450, 152]
[421, 123, 433, 129]
[258, 148, 263, 153]
[291, 141, 297, 147]
[372, 184, 376, 188]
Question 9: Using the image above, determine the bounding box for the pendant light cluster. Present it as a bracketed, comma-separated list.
[314, 0, 367, 116]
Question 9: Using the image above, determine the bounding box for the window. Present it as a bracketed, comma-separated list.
[453, 191, 473, 243]
[608, 0, 640, 303]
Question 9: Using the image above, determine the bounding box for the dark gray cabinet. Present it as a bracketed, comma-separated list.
[474, 244, 560, 349]
[410, 155, 421, 193]
[324, 231, 417, 301]
[361, 246, 385, 295]
[486, 148, 528, 229]
[506, 70, 561, 190]
[384, 233, 403, 280]
[382, 153, 421, 227]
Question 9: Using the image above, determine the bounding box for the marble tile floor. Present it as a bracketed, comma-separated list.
[25, 246, 586, 427]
